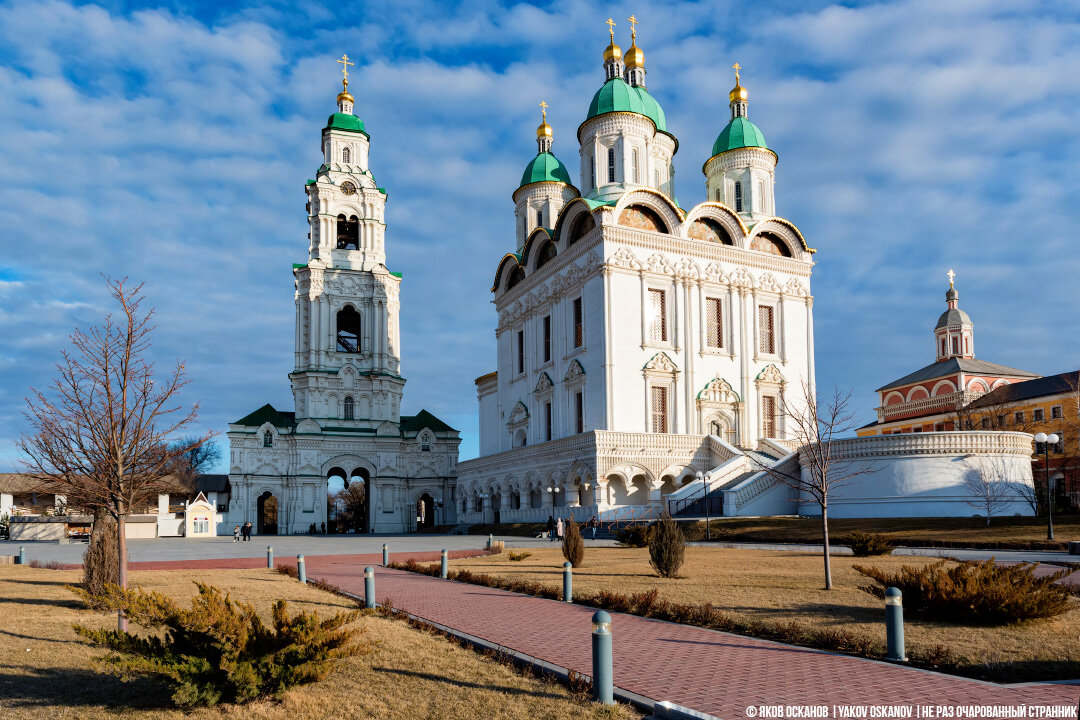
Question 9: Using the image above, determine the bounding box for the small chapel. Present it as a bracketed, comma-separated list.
[225, 56, 460, 535]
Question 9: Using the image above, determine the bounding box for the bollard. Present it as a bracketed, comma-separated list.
[382, 543, 388, 566]
[885, 587, 906, 662]
[591, 610, 613, 705]
[267, 546, 274, 569]
[17, 546, 26, 565]
[297, 555, 307, 584]
[364, 566, 376, 609]
[563, 561, 573, 603]
[441, 549, 448, 579]
[487, 533, 493, 550]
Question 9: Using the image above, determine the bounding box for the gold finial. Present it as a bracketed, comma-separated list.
[729, 62, 748, 103]
[606, 17, 616, 40]
[947, 268, 956, 288]
[539, 100, 548, 122]
[337, 53, 354, 92]
[537, 101, 553, 140]
[733, 62, 741, 83]
[625, 14, 644, 69]
[627, 14, 639, 40]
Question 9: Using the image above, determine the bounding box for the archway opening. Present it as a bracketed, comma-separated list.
[416, 493, 435, 530]
[257, 491, 278, 535]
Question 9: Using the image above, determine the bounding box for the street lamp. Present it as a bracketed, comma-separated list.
[695, 471, 713, 540]
[1033, 432, 1059, 541]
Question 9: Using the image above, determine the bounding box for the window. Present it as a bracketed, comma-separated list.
[1054, 433, 1065, 453]
[758, 305, 775, 354]
[336, 214, 360, 250]
[734, 181, 743, 212]
[981, 417, 990, 429]
[648, 289, 667, 343]
[263, 430, 273, 447]
[758, 180, 765, 211]
[1015, 411, 1025, 423]
[1052, 405, 1063, 419]
[654, 169, 660, 187]
[762, 396, 777, 438]
[650, 386, 669, 433]
[996, 414, 1005, 428]
[342, 146, 351, 164]
[544, 401, 552, 441]
[336, 306, 362, 353]
[343, 396, 355, 420]
[572, 297, 584, 348]
[421, 436, 431, 452]
[542, 315, 551, 363]
[589, 157, 595, 189]
[536, 209, 543, 228]
[516, 330, 525, 374]
[941, 338, 946, 356]
[706, 297, 723, 349]
[607, 147, 616, 183]
[574, 391, 584, 434]
[951, 337, 959, 355]
[1034, 408, 1045, 422]
[913, 427, 923, 433]
[631, 149, 639, 183]
[935, 422, 945, 431]
[715, 188, 722, 202]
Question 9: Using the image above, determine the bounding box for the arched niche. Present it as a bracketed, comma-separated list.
[619, 204, 669, 234]
[750, 232, 793, 257]
[566, 211, 596, 246]
[688, 217, 733, 245]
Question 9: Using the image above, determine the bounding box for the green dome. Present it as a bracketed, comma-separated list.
[520, 152, 573, 187]
[711, 117, 767, 156]
[325, 112, 368, 136]
[585, 78, 667, 133]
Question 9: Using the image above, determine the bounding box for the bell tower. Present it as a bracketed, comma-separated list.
[934, 269, 975, 361]
[291, 55, 404, 425]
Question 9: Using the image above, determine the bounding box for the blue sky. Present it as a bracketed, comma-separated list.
[2, 0, 1079, 471]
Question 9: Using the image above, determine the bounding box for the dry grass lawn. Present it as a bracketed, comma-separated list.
[0, 565, 640, 720]
[454, 547, 1080, 672]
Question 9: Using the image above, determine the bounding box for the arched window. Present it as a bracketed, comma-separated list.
[715, 187, 722, 202]
[588, 155, 595, 189]
[336, 214, 359, 250]
[263, 430, 273, 447]
[607, 148, 616, 183]
[507, 265, 525, 290]
[336, 306, 362, 353]
[421, 435, 431, 451]
[631, 149, 639, 183]
[343, 396, 354, 420]
[653, 169, 660, 187]
[566, 212, 596, 246]
[536, 240, 557, 269]
[733, 182, 743, 212]
[342, 146, 351, 164]
[536, 209, 543, 228]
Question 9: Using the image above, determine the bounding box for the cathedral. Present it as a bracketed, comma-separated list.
[456, 21, 817, 523]
[226, 57, 460, 535]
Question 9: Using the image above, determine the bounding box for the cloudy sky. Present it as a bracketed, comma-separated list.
[1, 0, 1078, 470]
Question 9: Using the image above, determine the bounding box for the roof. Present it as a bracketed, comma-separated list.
[232, 403, 297, 428]
[967, 370, 1080, 409]
[399, 409, 457, 434]
[878, 357, 1039, 392]
[0, 473, 53, 495]
[935, 307, 972, 329]
[585, 78, 668, 134]
[520, 152, 574, 188]
[325, 112, 369, 136]
[194, 474, 230, 495]
[712, 116, 768, 156]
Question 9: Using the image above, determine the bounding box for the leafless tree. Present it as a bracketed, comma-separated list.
[330, 483, 367, 533]
[750, 382, 873, 590]
[962, 456, 1024, 526]
[170, 436, 222, 487]
[18, 277, 210, 629]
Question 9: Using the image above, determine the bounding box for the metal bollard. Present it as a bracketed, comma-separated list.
[885, 587, 906, 661]
[441, 549, 448, 579]
[487, 533, 493, 549]
[563, 561, 573, 603]
[267, 546, 274, 569]
[591, 610, 614, 705]
[17, 546, 26, 565]
[382, 543, 388, 566]
[364, 566, 376, 609]
[297, 555, 306, 584]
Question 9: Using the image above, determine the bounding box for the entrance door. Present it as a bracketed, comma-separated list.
[416, 493, 435, 530]
[257, 491, 278, 535]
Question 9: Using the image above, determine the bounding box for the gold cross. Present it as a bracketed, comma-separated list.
[732, 62, 741, 82]
[337, 53, 354, 90]
[627, 14, 638, 39]
[947, 268, 956, 287]
[606, 17, 616, 40]
[539, 100, 548, 121]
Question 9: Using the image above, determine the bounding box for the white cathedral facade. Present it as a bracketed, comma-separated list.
[226, 67, 460, 535]
[456, 29, 818, 523]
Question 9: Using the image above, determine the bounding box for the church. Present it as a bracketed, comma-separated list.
[225, 57, 460, 535]
[456, 20, 817, 523]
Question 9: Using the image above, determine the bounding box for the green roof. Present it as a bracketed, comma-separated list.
[233, 403, 296, 428]
[520, 152, 573, 187]
[399, 409, 457, 434]
[712, 117, 768, 156]
[325, 113, 369, 136]
[586, 78, 667, 133]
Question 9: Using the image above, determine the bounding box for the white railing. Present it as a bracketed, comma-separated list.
[824, 430, 1033, 459]
[877, 391, 980, 422]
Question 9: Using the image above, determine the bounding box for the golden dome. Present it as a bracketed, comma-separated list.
[729, 82, 747, 103]
[536, 120, 553, 139]
[337, 90, 354, 104]
[604, 41, 622, 62]
[626, 41, 644, 68]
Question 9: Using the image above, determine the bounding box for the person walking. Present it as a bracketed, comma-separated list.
[546, 514, 556, 542]
[243, 521, 252, 541]
[233, 525, 240, 543]
[556, 517, 564, 543]
[589, 515, 599, 541]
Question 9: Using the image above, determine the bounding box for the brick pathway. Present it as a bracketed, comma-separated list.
[298, 557, 1079, 718]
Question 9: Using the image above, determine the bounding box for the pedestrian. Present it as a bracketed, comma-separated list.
[546, 514, 555, 542]
[243, 521, 252, 541]
[233, 525, 240, 543]
[590, 515, 599, 541]
[320, 521, 326, 534]
[556, 517, 564, 542]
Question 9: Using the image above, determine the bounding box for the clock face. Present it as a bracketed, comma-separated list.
[341, 182, 357, 196]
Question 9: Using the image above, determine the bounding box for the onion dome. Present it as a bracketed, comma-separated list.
[625, 42, 644, 68]
[519, 152, 573, 188]
[935, 271, 971, 329]
[325, 112, 368, 135]
[729, 78, 748, 104]
[604, 40, 623, 62]
[711, 117, 767, 155]
[585, 79, 668, 133]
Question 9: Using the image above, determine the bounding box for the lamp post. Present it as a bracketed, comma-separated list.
[1034, 432, 1059, 541]
[695, 471, 713, 540]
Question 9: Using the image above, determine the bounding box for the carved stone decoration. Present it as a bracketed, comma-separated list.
[608, 246, 641, 270]
[702, 261, 728, 285]
[757, 272, 782, 294]
[731, 266, 754, 288]
[534, 372, 554, 394]
[698, 376, 740, 405]
[755, 363, 786, 387]
[564, 359, 586, 382]
[643, 352, 679, 375]
[508, 401, 530, 426]
[644, 253, 676, 276]
[783, 277, 808, 297]
[675, 257, 701, 280]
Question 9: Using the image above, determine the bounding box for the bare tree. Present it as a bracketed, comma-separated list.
[329, 483, 367, 533]
[751, 382, 872, 590]
[170, 436, 222, 486]
[962, 456, 1024, 526]
[18, 277, 210, 629]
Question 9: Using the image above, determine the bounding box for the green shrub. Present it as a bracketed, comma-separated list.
[507, 551, 532, 562]
[845, 530, 894, 557]
[648, 513, 686, 578]
[72, 582, 368, 706]
[561, 520, 585, 568]
[854, 559, 1075, 624]
[614, 523, 652, 548]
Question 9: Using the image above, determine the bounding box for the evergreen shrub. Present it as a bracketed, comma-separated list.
[648, 512, 686, 578]
[845, 530, 894, 557]
[561, 520, 585, 567]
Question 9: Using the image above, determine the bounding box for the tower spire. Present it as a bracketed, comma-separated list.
[729, 62, 748, 119]
[624, 15, 646, 88]
[336, 53, 355, 114]
[536, 101, 553, 153]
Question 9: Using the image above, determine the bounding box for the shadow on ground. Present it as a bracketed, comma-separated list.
[372, 666, 566, 699]
[0, 663, 172, 710]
